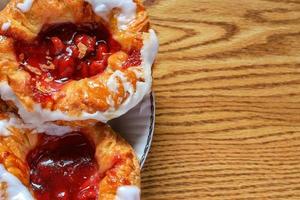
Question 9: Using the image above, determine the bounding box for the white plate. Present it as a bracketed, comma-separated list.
[109, 93, 155, 167]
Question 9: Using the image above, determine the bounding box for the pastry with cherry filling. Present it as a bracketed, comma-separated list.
[0, 112, 140, 200]
[0, 0, 158, 126]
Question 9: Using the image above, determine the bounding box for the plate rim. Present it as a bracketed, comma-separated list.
[140, 92, 155, 167]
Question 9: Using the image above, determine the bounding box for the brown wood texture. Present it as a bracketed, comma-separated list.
[142, 0, 300, 199]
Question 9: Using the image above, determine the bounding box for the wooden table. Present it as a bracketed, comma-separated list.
[142, 0, 300, 199]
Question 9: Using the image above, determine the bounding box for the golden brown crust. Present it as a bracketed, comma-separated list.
[0, 114, 140, 199]
[0, 114, 37, 186]
[83, 124, 140, 200]
[0, 0, 151, 121]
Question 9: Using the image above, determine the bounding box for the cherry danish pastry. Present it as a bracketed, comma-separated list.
[0, 0, 158, 125]
[0, 113, 140, 200]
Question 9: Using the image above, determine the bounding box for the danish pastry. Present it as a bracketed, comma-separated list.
[0, 113, 140, 200]
[0, 0, 158, 126]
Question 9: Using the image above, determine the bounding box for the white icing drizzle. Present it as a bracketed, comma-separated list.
[0, 83, 75, 136]
[0, 112, 73, 136]
[28, 122, 74, 136]
[107, 73, 120, 93]
[16, 0, 33, 13]
[116, 186, 140, 200]
[0, 119, 11, 136]
[129, 68, 143, 79]
[1, 20, 11, 31]
[0, 164, 34, 200]
[0, 115, 22, 136]
[107, 70, 134, 95]
[106, 95, 115, 107]
[0, 30, 158, 124]
[85, 0, 137, 30]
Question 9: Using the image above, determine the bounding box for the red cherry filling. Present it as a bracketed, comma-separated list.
[122, 49, 142, 69]
[50, 37, 65, 55]
[15, 24, 116, 81]
[14, 23, 121, 103]
[27, 132, 100, 200]
[75, 34, 96, 53]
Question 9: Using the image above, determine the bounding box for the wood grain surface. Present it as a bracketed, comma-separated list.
[142, 0, 300, 199]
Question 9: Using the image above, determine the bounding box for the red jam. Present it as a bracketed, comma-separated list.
[26, 132, 100, 200]
[122, 49, 142, 69]
[14, 23, 120, 81]
[13, 23, 142, 104]
[14, 23, 121, 103]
